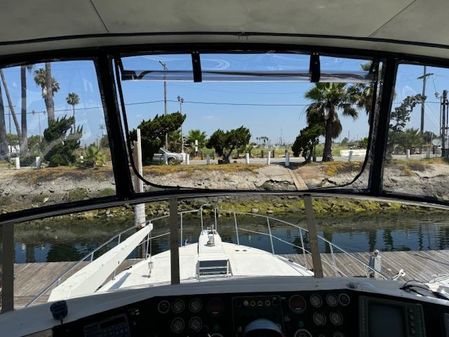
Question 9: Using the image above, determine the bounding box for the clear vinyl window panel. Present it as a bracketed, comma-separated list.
[118, 53, 376, 191]
[9, 196, 449, 311]
[384, 64, 449, 201]
[0, 60, 115, 212]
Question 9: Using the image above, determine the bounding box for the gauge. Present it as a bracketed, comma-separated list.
[157, 300, 170, 314]
[172, 299, 185, 314]
[294, 329, 312, 337]
[338, 293, 350, 306]
[310, 294, 323, 308]
[313, 311, 327, 326]
[189, 316, 203, 333]
[289, 295, 307, 314]
[333, 332, 345, 337]
[170, 317, 185, 334]
[329, 311, 344, 326]
[325, 294, 338, 307]
[207, 297, 224, 317]
[189, 298, 203, 313]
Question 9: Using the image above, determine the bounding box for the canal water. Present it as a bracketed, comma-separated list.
[11, 210, 449, 263]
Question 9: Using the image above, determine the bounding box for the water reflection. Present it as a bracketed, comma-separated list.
[12, 213, 449, 263]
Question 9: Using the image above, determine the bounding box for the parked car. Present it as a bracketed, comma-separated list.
[152, 148, 184, 164]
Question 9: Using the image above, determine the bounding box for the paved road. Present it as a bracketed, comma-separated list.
[186, 155, 367, 165]
[184, 153, 441, 165]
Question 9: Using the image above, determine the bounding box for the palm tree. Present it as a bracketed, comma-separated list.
[0, 69, 21, 139]
[34, 63, 59, 124]
[348, 62, 376, 115]
[305, 83, 358, 161]
[20, 65, 31, 154]
[66, 92, 80, 129]
[0, 83, 8, 158]
[187, 129, 207, 155]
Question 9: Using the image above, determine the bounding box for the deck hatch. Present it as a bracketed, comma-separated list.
[198, 259, 230, 276]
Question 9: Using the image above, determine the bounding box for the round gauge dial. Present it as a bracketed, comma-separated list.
[325, 294, 338, 307]
[313, 311, 327, 326]
[310, 294, 323, 308]
[294, 329, 312, 337]
[329, 311, 344, 326]
[189, 298, 203, 313]
[172, 299, 185, 314]
[170, 317, 185, 334]
[157, 300, 170, 314]
[289, 295, 307, 314]
[189, 316, 203, 333]
[207, 297, 225, 317]
[338, 293, 350, 306]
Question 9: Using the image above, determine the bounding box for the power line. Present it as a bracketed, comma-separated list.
[167, 99, 309, 107]
[0, 98, 314, 117]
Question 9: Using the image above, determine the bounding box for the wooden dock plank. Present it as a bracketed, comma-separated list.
[1, 250, 449, 310]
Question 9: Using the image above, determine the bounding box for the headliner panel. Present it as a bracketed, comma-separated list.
[370, 0, 449, 46]
[0, 0, 107, 42]
[1, 0, 449, 59]
[92, 0, 412, 36]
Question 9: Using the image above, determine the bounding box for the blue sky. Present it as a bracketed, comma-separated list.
[1, 54, 448, 146]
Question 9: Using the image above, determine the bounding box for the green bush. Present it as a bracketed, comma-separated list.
[78, 144, 107, 168]
[43, 116, 81, 167]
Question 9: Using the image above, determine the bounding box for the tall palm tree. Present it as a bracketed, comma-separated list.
[0, 82, 8, 158]
[305, 83, 358, 161]
[0, 69, 21, 139]
[34, 63, 59, 124]
[20, 65, 31, 154]
[66, 92, 80, 129]
[348, 62, 376, 115]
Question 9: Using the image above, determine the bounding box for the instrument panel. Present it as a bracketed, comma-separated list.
[53, 288, 445, 337]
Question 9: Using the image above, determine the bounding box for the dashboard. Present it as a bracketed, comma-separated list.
[52, 287, 449, 337]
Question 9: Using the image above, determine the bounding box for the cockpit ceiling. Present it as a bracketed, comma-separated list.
[1, 0, 449, 59]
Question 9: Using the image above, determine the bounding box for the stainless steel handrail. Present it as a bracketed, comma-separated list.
[27, 204, 387, 306]
[26, 205, 211, 306]
[228, 210, 388, 279]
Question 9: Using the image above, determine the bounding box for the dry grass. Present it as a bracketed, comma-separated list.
[14, 165, 114, 184]
[320, 161, 364, 177]
[143, 163, 264, 175]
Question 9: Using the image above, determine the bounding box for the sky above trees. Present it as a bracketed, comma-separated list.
[1, 55, 448, 147]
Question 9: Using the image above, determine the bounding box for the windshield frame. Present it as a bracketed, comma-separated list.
[1, 43, 449, 226]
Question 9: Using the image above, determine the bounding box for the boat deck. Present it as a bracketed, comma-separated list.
[2, 250, 449, 310]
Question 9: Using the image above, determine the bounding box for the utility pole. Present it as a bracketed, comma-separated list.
[442, 90, 448, 158]
[418, 66, 434, 134]
[177, 96, 184, 153]
[159, 61, 168, 149]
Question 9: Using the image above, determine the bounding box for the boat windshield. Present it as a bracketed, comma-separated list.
[2, 50, 449, 314]
[117, 52, 377, 191]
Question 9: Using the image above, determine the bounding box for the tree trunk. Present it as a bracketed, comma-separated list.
[322, 110, 334, 162]
[0, 70, 21, 140]
[20, 66, 28, 154]
[0, 84, 9, 158]
[45, 62, 55, 123]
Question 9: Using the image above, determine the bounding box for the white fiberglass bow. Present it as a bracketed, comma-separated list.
[49, 223, 153, 301]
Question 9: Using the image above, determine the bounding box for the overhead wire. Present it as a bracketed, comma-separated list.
[2, 98, 310, 117]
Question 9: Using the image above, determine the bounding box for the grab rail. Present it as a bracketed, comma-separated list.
[26, 204, 211, 306]
[27, 204, 387, 306]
